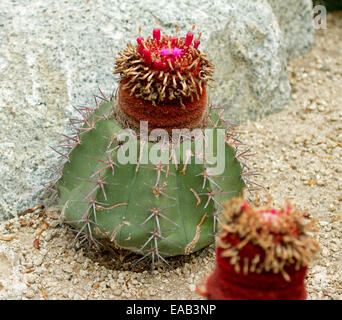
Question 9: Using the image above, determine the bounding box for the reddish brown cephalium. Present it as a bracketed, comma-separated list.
[114, 25, 214, 131]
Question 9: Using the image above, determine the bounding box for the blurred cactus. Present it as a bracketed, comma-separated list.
[197, 197, 320, 299]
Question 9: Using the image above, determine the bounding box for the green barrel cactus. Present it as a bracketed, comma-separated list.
[54, 26, 254, 266]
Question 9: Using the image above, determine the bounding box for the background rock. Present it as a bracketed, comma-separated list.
[0, 0, 314, 219]
[269, 0, 314, 60]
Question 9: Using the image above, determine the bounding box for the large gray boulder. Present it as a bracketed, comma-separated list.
[0, 0, 314, 219]
[268, 0, 314, 60]
[207, 0, 314, 121]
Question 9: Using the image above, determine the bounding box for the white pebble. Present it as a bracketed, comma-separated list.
[34, 256, 43, 267]
[113, 289, 122, 296]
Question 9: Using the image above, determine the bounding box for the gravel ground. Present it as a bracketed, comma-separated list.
[0, 12, 341, 300]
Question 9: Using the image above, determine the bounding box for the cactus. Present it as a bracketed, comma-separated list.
[54, 25, 256, 266]
[197, 197, 320, 300]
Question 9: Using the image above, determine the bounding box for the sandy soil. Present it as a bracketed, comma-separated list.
[0, 12, 341, 300]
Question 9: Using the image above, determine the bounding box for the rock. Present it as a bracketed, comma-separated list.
[329, 205, 336, 212]
[322, 247, 330, 257]
[26, 274, 37, 284]
[189, 284, 196, 292]
[318, 105, 326, 112]
[268, 0, 314, 60]
[23, 289, 35, 299]
[307, 102, 317, 111]
[0, 0, 314, 220]
[62, 265, 73, 274]
[79, 270, 88, 277]
[113, 289, 122, 297]
[33, 255, 43, 267]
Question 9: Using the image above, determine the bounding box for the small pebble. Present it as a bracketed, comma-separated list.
[62, 265, 73, 274]
[113, 289, 122, 296]
[49, 221, 60, 228]
[318, 105, 325, 112]
[329, 205, 336, 212]
[337, 134, 342, 143]
[34, 256, 43, 267]
[23, 290, 35, 299]
[322, 247, 330, 257]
